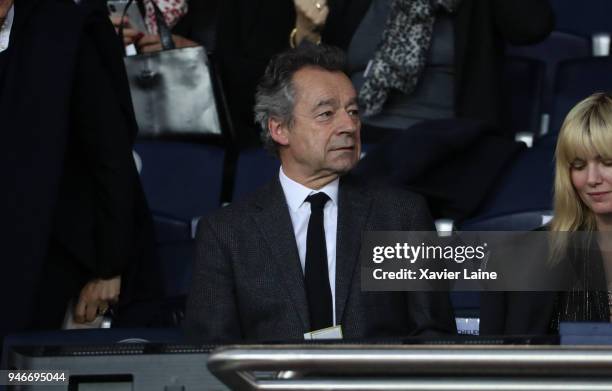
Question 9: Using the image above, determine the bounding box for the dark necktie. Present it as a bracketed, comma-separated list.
[304, 192, 333, 330]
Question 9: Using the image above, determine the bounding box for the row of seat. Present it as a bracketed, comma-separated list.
[135, 136, 558, 238]
[503, 31, 612, 137]
[132, 143, 280, 324]
[134, 133, 556, 326]
[134, 142, 278, 228]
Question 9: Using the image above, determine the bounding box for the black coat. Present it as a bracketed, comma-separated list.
[0, 0, 159, 336]
[215, 0, 554, 140]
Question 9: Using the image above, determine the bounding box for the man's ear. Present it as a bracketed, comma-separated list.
[268, 117, 290, 146]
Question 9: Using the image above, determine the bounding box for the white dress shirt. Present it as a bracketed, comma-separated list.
[0, 5, 14, 53]
[279, 167, 339, 325]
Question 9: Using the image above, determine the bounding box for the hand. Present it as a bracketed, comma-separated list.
[293, 0, 329, 46]
[294, 0, 329, 28]
[74, 276, 121, 323]
[136, 33, 198, 53]
[110, 15, 144, 46]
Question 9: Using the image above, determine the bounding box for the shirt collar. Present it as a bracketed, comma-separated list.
[279, 167, 339, 212]
[0, 5, 15, 52]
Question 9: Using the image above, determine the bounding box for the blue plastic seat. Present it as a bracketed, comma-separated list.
[550, 57, 612, 135]
[132, 142, 226, 326]
[507, 31, 590, 115]
[232, 148, 280, 202]
[461, 210, 553, 232]
[465, 141, 555, 229]
[134, 141, 226, 222]
[549, 0, 612, 36]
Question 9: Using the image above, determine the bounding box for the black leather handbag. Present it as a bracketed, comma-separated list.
[120, 0, 222, 138]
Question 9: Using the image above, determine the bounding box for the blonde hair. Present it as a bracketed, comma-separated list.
[550, 92, 612, 262]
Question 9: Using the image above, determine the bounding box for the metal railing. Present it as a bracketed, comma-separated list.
[208, 344, 612, 390]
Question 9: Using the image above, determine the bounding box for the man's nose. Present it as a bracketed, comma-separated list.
[337, 110, 359, 134]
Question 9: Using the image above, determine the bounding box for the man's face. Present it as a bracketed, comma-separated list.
[272, 66, 361, 187]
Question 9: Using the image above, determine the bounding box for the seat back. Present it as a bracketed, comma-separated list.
[468, 141, 555, 224]
[550, 0, 612, 36]
[134, 141, 226, 221]
[461, 210, 554, 231]
[507, 31, 590, 118]
[550, 57, 612, 135]
[232, 148, 280, 202]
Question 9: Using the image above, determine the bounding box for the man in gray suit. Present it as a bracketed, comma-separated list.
[185, 45, 455, 342]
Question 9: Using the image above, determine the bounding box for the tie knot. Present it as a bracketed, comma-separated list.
[306, 192, 330, 211]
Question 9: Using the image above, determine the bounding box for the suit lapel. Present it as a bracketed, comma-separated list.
[335, 176, 372, 324]
[250, 180, 310, 330]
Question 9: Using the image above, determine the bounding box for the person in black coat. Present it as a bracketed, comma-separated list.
[480, 92, 612, 335]
[215, 0, 554, 144]
[0, 0, 159, 338]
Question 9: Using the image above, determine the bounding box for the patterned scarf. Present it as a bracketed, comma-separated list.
[359, 0, 462, 116]
[142, 0, 188, 35]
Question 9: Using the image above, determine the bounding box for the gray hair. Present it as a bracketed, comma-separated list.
[253, 44, 347, 155]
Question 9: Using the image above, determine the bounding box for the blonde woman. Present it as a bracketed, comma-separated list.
[548, 92, 612, 325]
[481, 92, 612, 335]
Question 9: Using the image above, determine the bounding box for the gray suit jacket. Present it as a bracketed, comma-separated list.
[185, 175, 455, 342]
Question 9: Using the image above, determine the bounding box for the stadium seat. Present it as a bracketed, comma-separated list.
[453, 141, 555, 333]
[465, 140, 555, 227]
[231, 148, 280, 202]
[550, 0, 612, 36]
[153, 214, 192, 243]
[158, 240, 194, 299]
[132, 142, 224, 324]
[460, 210, 553, 231]
[134, 141, 226, 222]
[501, 56, 545, 135]
[451, 291, 481, 335]
[550, 57, 612, 135]
[149, 214, 192, 298]
[507, 31, 591, 136]
[231, 145, 375, 203]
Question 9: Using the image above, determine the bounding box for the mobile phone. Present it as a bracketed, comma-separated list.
[107, 0, 148, 34]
